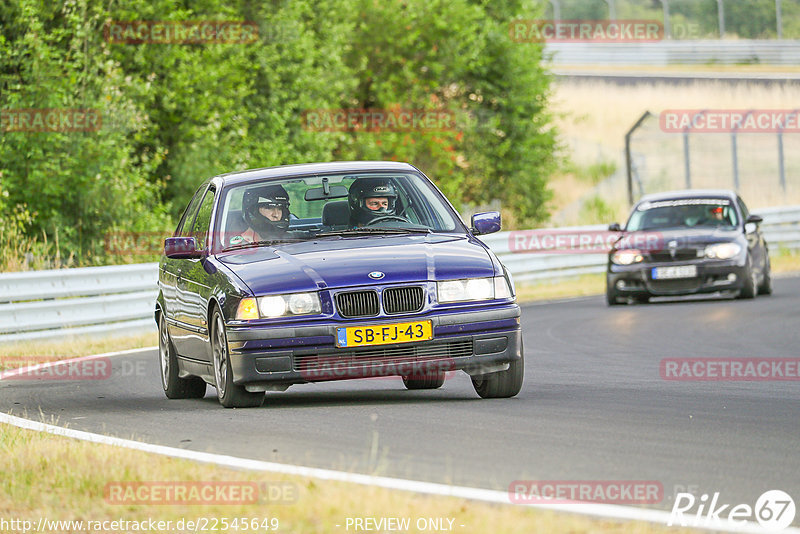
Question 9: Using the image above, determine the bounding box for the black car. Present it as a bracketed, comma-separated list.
[606, 189, 771, 305]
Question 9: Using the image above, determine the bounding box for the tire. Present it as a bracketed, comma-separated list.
[606, 283, 621, 306]
[471, 341, 524, 399]
[738, 256, 757, 299]
[758, 256, 773, 295]
[402, 372, 445, 390]
[158, 312, 206, 399]
[211, 308, 264, 408]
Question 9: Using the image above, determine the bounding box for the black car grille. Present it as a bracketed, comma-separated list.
[383, 286, 424, 314]
[293, 340, 473, 374]
[335, 290, 379, 318]
[648, 279, 701, 293]
[647, 249, 701, 262]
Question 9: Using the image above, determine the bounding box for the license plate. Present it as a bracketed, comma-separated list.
[336, 320, 433, 348]
[652, 265, 698, 279]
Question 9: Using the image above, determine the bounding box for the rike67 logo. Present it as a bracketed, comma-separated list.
[669, 490, 796, 531]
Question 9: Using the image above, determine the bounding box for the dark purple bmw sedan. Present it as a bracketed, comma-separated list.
[156, 161, 523, 407]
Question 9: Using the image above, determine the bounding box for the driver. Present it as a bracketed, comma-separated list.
[348, 178, 399, 227]
[231, 184, 290, 245]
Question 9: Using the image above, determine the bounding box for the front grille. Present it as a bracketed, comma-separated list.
[383, 286, 424, 314]
[647, 249, 701, 262]
[647, 278, 701, 293]
[335, 290, 379, 318]
[294, 340, 473, 374]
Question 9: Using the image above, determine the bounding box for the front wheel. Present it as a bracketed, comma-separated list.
[606, 281, 621, 306]
[758, 256, 773, 295]
[738, 257, 757, 299]
[471, 342, 524, 399]
[211, 308, 264, 408]
[158, 313, 206, 399]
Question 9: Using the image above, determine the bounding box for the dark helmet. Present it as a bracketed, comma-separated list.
[348, 177, 398, 226]
[242, 184, 290, 235]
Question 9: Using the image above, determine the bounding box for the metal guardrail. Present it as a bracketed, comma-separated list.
[0, 264, 158, 343]
[0, 206, 798, 343]
[482, 205, 800, 283]
[545, 40, 800, 66]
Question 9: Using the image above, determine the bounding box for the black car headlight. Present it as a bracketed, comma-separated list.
[704, 243, 741, 260]
[611, 249, 644, 265]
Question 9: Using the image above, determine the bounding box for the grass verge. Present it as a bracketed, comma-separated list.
[0, 332, 157, 371]
[0, 423, 692, 534]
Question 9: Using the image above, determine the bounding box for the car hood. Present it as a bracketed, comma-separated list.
[616, 227, 744, 250]
[217, 234, 495, 295]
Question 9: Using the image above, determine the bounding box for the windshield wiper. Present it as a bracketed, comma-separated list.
[222, 238, 305, 251]
[315, 227, 432, 237]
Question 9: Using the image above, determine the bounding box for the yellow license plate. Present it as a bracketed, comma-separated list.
[336, 320, 433, 348]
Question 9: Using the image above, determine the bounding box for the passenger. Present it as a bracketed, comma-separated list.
[230, 184, 291, 245]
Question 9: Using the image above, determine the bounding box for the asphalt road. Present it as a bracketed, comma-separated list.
[2, 277, 799, 519]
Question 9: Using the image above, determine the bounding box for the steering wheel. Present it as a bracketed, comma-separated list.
[364, 215, 411, 226]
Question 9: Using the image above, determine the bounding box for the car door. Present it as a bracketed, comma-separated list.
[175, 186, 218, 360]
[162, 186, 205, 344]
[738, 196, 767, 273]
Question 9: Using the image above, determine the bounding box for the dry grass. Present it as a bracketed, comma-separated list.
[548, 79, 800, 224]
[0, 332, 157, 371]
[0, 423, 695, 534]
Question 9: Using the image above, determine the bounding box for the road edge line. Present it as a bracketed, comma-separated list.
[0, 411, 791, 533]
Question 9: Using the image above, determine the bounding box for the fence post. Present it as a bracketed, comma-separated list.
[625, 111, 651, 205]
[777, 110, 799, 194]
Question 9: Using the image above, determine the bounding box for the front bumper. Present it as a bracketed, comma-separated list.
[607, 257, 748, 297]
[225, 305, 522, 386]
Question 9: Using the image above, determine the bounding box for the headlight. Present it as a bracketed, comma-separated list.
[437, 276, 511, 303]
[611, 249, 644, 265]
[235, 292, 322, 320]
[705, 242, 741, 260]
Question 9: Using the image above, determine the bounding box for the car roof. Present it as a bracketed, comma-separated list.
[212, 161, 420, 187]
[637, 189, 738, 203]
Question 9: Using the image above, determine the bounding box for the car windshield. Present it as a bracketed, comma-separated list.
[216, 171, 463, 250]
[626, 198, 739, 231]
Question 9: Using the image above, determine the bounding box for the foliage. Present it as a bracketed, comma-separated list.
[0, 0, 558, 269]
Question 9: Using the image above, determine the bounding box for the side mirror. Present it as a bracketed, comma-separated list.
[471, 211, 501, 236]
[165, 237, 202, 259]
[608, 222, 622, 232]
[746, 214, 763, 224]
